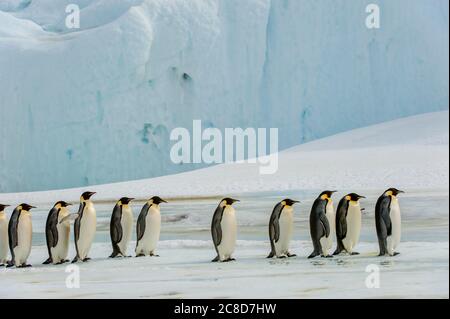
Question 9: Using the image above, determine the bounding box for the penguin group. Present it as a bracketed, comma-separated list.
[0, 188, 404, 267]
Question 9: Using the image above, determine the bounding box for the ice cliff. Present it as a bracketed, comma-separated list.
[0, 0, 448, 192]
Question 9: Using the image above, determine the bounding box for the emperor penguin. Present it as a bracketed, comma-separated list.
[333, 193, 365, 256]
[8, 204, 36, 268]
[110, 197, 135, 258]
[211, 198, 240, 262]
[267, 199, 299, 258]
[43, 201, 72, 265]
[135, 196, 167, 257]
[0, 204, 10, 266]
[308, 191, 336, 258]
[72, 191, 97, 263]
[375, 188, 404, 256]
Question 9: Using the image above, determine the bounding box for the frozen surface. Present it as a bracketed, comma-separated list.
[0, 111, 448, 299]
[0, 191, 448, 299]
[0, 0, 449, 192]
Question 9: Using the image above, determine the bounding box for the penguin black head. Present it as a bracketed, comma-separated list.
[81, 191, 96, 201]
[0, 204, 10, 211]
[319, 190, 337, 200]
[221, 198, 240, 206]
[346, 193, 365, 202]
[384, 188, 405, 197]
[282, 199, 300, 207]
[20, 203, 36, 211]
[119, 197, 135, 205]
[149, 196, 167, 205]
[54, 201, 72, 208]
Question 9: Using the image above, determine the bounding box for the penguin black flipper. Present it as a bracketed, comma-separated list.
[45, 207, 60, 263]
[319, 211, 330, 238]
[73, 202, 85, 261]
[136, 203, 150, 246]
[8, 207, 20, 262]
[308, 199, 327, 259]
[267, 202, 283, 258]
[211, 205, 225, 260]
[110, 204, 123, 257]
[334, 198, 348, 255]
[375, 195, 392, 256]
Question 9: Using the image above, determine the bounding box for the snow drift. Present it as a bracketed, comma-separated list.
[0, 111, 447, 205]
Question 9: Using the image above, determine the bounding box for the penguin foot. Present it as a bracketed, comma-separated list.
[266, 252, 275, 259]
[6, 261, 15, 268]
[287, 253, 297, 258]
[150, 254, 160, 257]
[392, 252, 400, 256]
[43, 258, 52, 265]
[63, 259, 70, 263]
[321, 255, 333, 258]
[0, 264, 4, 267]
[136, 254, 146, 258]
[308, 253, 319, 259]
[71, 256, 79, 263]
[18, 264, 32, 268]
[211, 256, 220, 262]
[82, 258, 91, 262]
[351, 252, 360, 256]
[224, 258, 236, 262]
[278, 255, 287, 259]
[332, 250, 342, 256]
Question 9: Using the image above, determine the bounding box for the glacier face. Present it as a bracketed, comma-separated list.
[0, 0, 448, 192]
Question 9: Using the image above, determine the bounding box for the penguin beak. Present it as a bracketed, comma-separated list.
[397, 190, 405, 194]
[160, 199, 168, 203]
[231, 199, 240, 204]
[358, 195, 366, 199]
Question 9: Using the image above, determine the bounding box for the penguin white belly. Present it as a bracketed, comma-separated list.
[51, 210, 70, 263]
[388, 198, 401, 255]
[320, 203, 335, 256]
[0, 216, 8, 264]
[14, 212, 32, 266]
[275, 208, 293, 256]
[77, 204, 96, 259]
[117, 206, 133, 255]
[137, 207, 161, 255]
[342, 204, 362, 253]
[217, 207, 237, 260]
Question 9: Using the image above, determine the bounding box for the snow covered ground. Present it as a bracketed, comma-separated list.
[0, 111, 448, 299]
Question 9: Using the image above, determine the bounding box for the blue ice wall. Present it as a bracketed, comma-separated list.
[0, 0, 448, 192]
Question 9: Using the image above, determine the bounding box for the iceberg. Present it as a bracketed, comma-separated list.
[0, 0, 448, 192]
